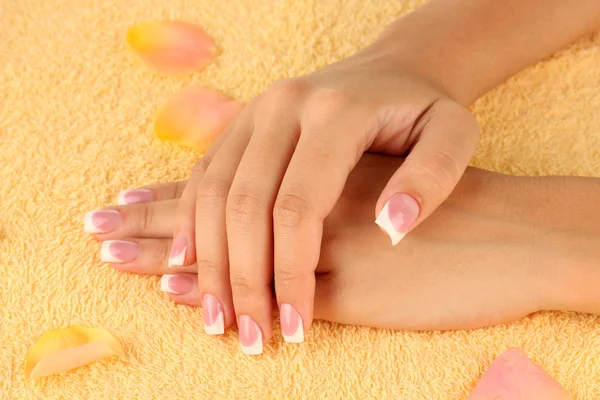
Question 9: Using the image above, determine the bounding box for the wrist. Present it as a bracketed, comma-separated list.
[447, 172, 600, 315]
[363, 0, 600, 107]
[506, 177, 600, 315]
[362, 12, 488, 106]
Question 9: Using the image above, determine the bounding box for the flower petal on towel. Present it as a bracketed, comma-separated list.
[468, 348, 570, 400]
[25, 325, 124, 379]
[154, 85, 244, 151]
[126, 21, 216, 75]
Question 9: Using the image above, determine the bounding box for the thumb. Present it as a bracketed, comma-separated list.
[375, 101, 480, 245]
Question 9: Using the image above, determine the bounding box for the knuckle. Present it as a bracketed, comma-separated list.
[275, 265, 301, 288]
[415, 150, 460, 195]
[267, 78, 307, 102]
[196, 179, 229, 207]
[307, 89, 353, 119]
[197, 259, 220, 275]
[230, 273, 257, 296]
[227, 190, 264, 224]
[135, 203, 153, 232]
[273, 192, 312, 228]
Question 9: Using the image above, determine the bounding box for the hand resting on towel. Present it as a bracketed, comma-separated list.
[88, 154, 600, 332]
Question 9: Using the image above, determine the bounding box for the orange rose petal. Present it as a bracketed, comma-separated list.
[25, 325, 124, 379]
[468, 348, 570, 400]
[126, 21, 216, 75]
[154, 85, 244, 151]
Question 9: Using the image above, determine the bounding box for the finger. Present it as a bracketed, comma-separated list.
[226, 82, 303, 354]
[100, 238, 195, 275]
[168, 126, 232, 267]
[273, 95, 374, 343]
[159, 272, 327, 320]
[159, 274, 285, 316]
[375, 100, 479, 245]
[160, 273, 203, 307]
[86, 200, 178, 240]
[194, 110, 254, 338]
[116, 181, 187, 205]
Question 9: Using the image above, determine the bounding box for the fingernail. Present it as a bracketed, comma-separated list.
[160, 274, 193, 295]
[280, 304, 304, 343]
[100, 240, 138, 263]
[202, 294, 224, 335]
[168, 232, 187, 267]
[239, 315, 263, 355]
[84, 210, 121, 233]
[117, 189, 154, 205]
[375, 193, 420, 245]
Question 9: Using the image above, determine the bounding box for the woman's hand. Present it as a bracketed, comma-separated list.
[89, 155, 599, 340]
[168, 45, 479, 352]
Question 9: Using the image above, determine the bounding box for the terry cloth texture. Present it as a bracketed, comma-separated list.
[1, 0, 599, 398]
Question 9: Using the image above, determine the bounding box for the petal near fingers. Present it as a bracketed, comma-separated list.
[25, 326, 123, 379]
[126, 20, 216, 75]
[154, 85, 244, 151]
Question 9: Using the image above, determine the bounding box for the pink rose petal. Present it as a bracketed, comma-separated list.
[154, 85, 243, 151]
[468, 348, 570, 400]
[126, 20, 216, 75]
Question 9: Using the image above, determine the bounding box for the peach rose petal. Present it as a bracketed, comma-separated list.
[468, 348, 570, 400]
[126, 21, 216, 75]
[154, 85, 244, 151]
[25, 325, 124, 380]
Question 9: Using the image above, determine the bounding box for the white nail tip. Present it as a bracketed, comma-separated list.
[283, 318, 305, 343]
[117, 191, 129, 205]
[100, 240, 127, 262]
[84, 210, 119, 233]
[168, 247, 186, 268]
[375, 202, 406, 246]
[160, 274, 179, 294]
[204, 312, 225, 335]
[241, 331, 263, 355]
[117, 189, 152, 205]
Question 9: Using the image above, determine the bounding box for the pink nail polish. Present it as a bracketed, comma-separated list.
[239, 315, 263, 355]
[203, 294, 224, 335]
[160, 274, 193, 295]
[117, 189, 154, 205]
[375, 193, 420, 245]
[84, 210, 121, 233]
[280, 304, 304, 343]
[168, 232, 187, 267]
[100, 240, 138, 263]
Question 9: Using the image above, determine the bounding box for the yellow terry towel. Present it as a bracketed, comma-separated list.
[1, 0, 599, 398]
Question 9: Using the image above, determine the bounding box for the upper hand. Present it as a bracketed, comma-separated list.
[170, 47, 480, 353]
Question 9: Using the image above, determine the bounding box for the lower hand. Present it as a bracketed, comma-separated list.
[88, 155, 575, 334]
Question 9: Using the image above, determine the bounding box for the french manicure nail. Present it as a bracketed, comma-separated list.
[239, 315, 263, 355]
[280, 304, 304, 343]
[160, 274, 193, 295]
[168, 232, 187, 267]
[117, 189, 154, 205]
[100, 240, 138, 263]
[203, 294, 224, 335]
[84, 210, 121, 233]
[375, 193, 420, 245]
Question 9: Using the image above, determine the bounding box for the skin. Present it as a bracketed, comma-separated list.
[93, 155, 600, 331]
[167, 0, 600, 344]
